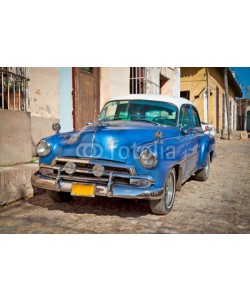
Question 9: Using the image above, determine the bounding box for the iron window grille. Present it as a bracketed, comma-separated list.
[0, 67, 30, 112]
[130, 67, 160, 94]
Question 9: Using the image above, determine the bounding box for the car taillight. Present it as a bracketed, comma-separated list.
[205, 126, 209, 131]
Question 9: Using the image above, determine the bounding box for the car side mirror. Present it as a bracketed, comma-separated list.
[181, 128, 188, 135]
[181, 127, 192, 135]
[85, 122, 93, 126]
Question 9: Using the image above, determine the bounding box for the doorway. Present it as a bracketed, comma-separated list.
[72, 67, 100, 130]
[247, 110, 250, 132]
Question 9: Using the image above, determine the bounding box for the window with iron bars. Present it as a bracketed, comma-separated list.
[0, 67, 29, 112]
[130, 67, 160, 94]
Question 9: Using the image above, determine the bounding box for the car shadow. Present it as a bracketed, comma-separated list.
[27, 192, 152, 218]
[186, 175, 197, 183]
[27, 175, 201, 218]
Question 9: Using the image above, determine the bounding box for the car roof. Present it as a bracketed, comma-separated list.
[109, 94, 196, 109]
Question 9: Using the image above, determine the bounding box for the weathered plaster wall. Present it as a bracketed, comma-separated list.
[100, 67, 180, 109]
[146, 68, 160, 94]
[29, 67, 60, 119]
[28, 68, 60, 153]
[100, 68, 130, 109]
[0, 110, 32, 165]
[160, 67, 180, 97]
[31, 116, 59, 155]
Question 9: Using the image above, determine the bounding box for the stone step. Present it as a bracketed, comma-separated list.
[219, 130, 249, 140]
[0, 163, 39, 206]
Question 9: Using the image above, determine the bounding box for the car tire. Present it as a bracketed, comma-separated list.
[195, 156, 210, 181]
[149, 168, 176, 215]
[46, 190, 72, 202]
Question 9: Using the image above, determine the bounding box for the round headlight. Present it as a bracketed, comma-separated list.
[139, 149, 158, 169]
[37, 140, 51, 157]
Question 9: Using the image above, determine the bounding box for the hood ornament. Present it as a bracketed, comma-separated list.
[155, 130, 163, 142]
[52, 123, 61, 134]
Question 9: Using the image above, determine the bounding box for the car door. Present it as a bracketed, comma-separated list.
[189, 105, 203, 173]
[179, 104, 199, 180]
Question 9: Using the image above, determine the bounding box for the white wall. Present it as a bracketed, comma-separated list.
[28, 68, 60, 154]
[100, 67, 180, 109]
[28, 67, 60, 119]
[146, 67, 160, 94]
[100, 68, 130, 109]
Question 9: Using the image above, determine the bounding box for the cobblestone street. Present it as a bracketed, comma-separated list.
[0, 139, 249, 233]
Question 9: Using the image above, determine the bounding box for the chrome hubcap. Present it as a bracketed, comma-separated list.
[205, 161, 210, 177]
[165, 172, 175, 208]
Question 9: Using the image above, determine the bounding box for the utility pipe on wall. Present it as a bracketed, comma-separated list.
[205, 67, 209, 123]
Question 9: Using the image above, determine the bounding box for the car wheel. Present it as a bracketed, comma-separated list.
[149, 168, 176, 215]
[46, 190, 72, 202]
[195, 156, 210, 181]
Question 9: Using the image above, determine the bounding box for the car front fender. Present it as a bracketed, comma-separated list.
[198, 134, 215, 168]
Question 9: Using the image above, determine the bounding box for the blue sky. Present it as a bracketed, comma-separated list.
[230, 67, 250, 98]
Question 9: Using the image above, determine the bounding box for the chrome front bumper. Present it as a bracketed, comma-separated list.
[31, 172, 164, 201]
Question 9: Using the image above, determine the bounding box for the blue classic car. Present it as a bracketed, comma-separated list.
[31, 94, 216, 214]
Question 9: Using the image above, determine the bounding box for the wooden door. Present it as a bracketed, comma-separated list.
[247, 111, 250, 132]
[72, 67, 100, 130]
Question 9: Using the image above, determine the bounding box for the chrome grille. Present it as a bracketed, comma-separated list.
[52, 157, 135, 174]
[54, 160, 131, 175]
[47, 157, 137, 185]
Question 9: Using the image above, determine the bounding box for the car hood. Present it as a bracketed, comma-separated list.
[61, 121, 180, 162]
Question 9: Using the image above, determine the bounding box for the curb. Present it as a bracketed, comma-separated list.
[0, 163, 41, 207]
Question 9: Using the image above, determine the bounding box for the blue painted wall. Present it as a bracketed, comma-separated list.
[59, 68, 73, 132]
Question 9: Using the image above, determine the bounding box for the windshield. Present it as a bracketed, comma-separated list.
[99, 100, 178, 126]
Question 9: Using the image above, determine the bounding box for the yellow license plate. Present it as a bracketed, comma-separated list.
[71, 183, 95, 197]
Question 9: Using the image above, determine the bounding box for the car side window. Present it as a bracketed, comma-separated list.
[191, 106, 201, 128]
[179, 105, 191, 129]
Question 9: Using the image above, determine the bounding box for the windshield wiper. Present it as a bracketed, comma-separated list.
[131, 118, 159, 125]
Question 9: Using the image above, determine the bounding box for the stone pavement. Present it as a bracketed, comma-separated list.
[0, 139, 249, 233]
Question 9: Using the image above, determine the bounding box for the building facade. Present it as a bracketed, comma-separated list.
[180, 67, 242, 133]
[0, 67, 180, 165]
[237, 98, 250, 131]
[62, 67, 180, 131]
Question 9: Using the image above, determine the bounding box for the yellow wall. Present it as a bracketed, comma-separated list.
[180, 67, 206, 121]
[181, 67, 237, 131]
